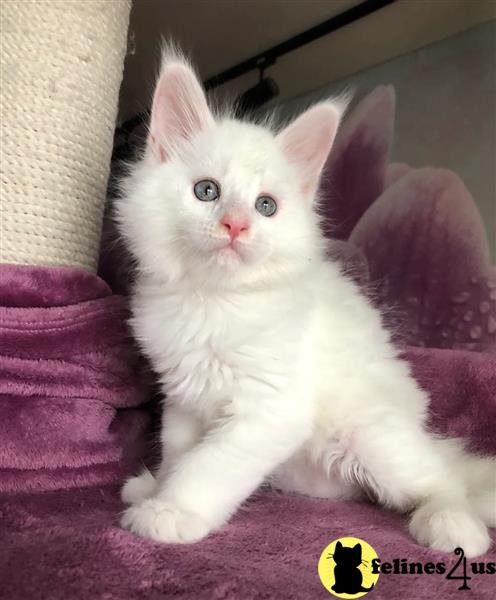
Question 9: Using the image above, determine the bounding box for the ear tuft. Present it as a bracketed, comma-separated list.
[277, 100, 345, 198]
[148, 48, 214, 161]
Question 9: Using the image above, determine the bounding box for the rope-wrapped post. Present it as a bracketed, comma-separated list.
[1, 0, 131, 272]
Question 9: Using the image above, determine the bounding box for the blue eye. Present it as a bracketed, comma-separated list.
[194, 179, 219, 201]
[255, 195, 277, 217]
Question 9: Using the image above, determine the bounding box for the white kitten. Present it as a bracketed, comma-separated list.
[117, 49, 495, 557]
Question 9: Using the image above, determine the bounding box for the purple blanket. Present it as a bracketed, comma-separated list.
[1, 269, 495, 600]
[0, 265, 150, 495]
[2, 85, 496, 599]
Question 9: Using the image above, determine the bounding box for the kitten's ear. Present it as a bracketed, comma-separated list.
[335, 541, 343, 551]
[353, 544, 362, 558]
[148, 55, 214, 161]
[277, 102, 343, 198]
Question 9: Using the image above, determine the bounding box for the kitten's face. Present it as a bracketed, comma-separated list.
[128, 121, 319, 285]
[118, 55, 342, 288]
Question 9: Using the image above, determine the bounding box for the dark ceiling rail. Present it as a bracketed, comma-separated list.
[115, 0, 396, 140]
[203, 0, 397, 90]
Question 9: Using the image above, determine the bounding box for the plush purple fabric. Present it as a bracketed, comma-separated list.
[1, 273, 495, 600]
[1, 346, 495, 599]
[0, 264, 150, 493]
[321, 85, 396, 241]
[322, 87, 496, 353]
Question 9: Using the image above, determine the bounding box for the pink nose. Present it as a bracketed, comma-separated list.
[221, 217, 250, 240]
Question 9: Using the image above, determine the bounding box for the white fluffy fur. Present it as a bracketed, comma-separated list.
[117, 51, 495, 555]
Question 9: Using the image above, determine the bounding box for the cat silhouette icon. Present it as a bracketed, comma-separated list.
[331, 541, 375, 595]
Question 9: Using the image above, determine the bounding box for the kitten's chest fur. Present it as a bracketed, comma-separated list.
[131, 278, 311, 411]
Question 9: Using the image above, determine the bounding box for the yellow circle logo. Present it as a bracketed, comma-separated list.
[318, 537, 380, 598]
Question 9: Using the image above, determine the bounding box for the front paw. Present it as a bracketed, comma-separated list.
[121, 498, 211, 544]
[121, 470, 157, 505]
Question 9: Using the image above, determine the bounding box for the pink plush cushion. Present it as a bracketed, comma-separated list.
[0, 264, 150, 493]
[321, 86, 496, 352]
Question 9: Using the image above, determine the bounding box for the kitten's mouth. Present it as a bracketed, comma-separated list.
[217, 239, 244, 260]
[208, 235, 251, 263]
[220, 242, 241, 255]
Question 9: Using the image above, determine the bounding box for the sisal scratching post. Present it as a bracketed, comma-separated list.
[0, 0, 131, 272]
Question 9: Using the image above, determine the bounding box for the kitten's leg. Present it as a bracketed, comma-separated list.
[271, 444, 365, 501]
[121, 405, 202, 504]
[459, 453, 496, 527]
[337, 419, 491, 558]
[121, 400, 310, 543]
